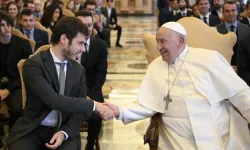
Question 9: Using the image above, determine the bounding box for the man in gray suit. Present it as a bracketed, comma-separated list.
[216, 1, 250, 65]
[7, 16, 114, 150]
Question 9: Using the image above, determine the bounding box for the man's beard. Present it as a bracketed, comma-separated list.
[179, 6, 186, 11]
[63, 45, 78, 60]
[214, 4, 221, 10]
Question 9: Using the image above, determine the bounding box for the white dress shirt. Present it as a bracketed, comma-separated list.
[199, 13, 210, 25]
[40, 48, 69, 139]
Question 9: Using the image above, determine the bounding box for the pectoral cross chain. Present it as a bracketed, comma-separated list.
[164, 93, 172, 110]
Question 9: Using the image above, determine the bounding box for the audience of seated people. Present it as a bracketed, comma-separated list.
[217, 0, 250, 65]
[0, 10, 33, 150]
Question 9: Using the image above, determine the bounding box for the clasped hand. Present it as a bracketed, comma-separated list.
[95, 101, 119, 121]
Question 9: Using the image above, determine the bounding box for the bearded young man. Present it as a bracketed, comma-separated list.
[7, 16, 114, 150]
[105, 22, 250, 149]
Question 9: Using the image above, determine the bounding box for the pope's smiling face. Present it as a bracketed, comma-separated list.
[156, 27, 184, 63]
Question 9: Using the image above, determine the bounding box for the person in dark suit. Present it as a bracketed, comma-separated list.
[84, 0, 111, 48]
[240, 0, 250, 27]
[196, 0, 221, 26]
[76, 10, 108, 150]
[175, 0, 192, 21]
[237, 35, 250, 86]
[19, 8, 49, 51]
[7, 16, 113, 150]
[216, 1, 250, 66]
[101, 0, 122, 47]
[0, 10, 32, 150]
[210, 0, 224, 19]
[164, 0, 180, 23]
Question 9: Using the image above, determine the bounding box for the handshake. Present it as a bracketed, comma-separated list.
[95, 101, 120, 121]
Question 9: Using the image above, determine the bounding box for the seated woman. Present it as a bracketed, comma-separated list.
[65, 0, 77, 14]
[6, 2, 20, 29]
[43, 0, 51, 12]
[40, 4, 62, 30]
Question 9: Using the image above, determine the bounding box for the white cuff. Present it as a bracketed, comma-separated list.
[116, 106, 123, 120]
[59, 131, 69, 140]
[93, 101, 96, 111]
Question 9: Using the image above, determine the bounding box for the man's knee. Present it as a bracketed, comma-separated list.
[6, 89, 22, 112]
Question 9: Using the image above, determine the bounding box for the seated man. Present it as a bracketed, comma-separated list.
[23, 0, 35, 13]
[102, 0, 123, 47]
[19, 8, 49, 51]
[84, 0, 111, 48]
[0, 10, 32, 149]
[33, 0, 43, 19]
[7, 16, 113, 150]
[196, 0, 221, 26]
[76, 10, 108, 150]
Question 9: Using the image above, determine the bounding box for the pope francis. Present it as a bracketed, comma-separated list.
[105, 22, 250, 150]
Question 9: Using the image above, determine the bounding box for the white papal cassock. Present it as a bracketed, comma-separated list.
[117, 45, 250, 150]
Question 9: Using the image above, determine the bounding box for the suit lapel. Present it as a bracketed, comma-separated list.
[34, 28, 38, 42]
[43, 50, 60, 93]
[64, 61, 73, 96]
[220, 23, 228, 34]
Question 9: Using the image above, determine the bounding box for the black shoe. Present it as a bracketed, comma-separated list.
[116, 43, 123, 47]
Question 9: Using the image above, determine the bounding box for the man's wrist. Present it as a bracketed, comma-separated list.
[59, 131, 68, 140]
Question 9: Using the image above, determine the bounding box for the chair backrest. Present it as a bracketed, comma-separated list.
[18, 44, 51, 109]
[35, 21, 52, 43]
[12, 28, 36, 52]
[63, 9, 75, 17]
[143, 17, 236, 64]
[17, 59, 26, 109]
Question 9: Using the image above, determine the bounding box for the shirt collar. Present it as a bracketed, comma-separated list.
[180, 9, 187, 14]
[50, 47, 68, 64]
[225, 21, 237, 29]
[174, 45, 188, 63]
[23, 27, 34, 34]
[199, 13, 210, 19]
[86, 38, 90, 46]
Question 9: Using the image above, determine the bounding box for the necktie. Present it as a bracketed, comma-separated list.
[26, 31, 31, 39]
[56, 62, 66, 131]
[84, 43, 88, 53]
[230, 25, 235, 32]
[81, 43, 88, 65]
[203, 17, 208, 24]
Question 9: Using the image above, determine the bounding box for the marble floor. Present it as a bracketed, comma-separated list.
[80, 16, 157, 150]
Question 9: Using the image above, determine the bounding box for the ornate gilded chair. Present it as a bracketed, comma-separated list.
[143, 17, 236, 66]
